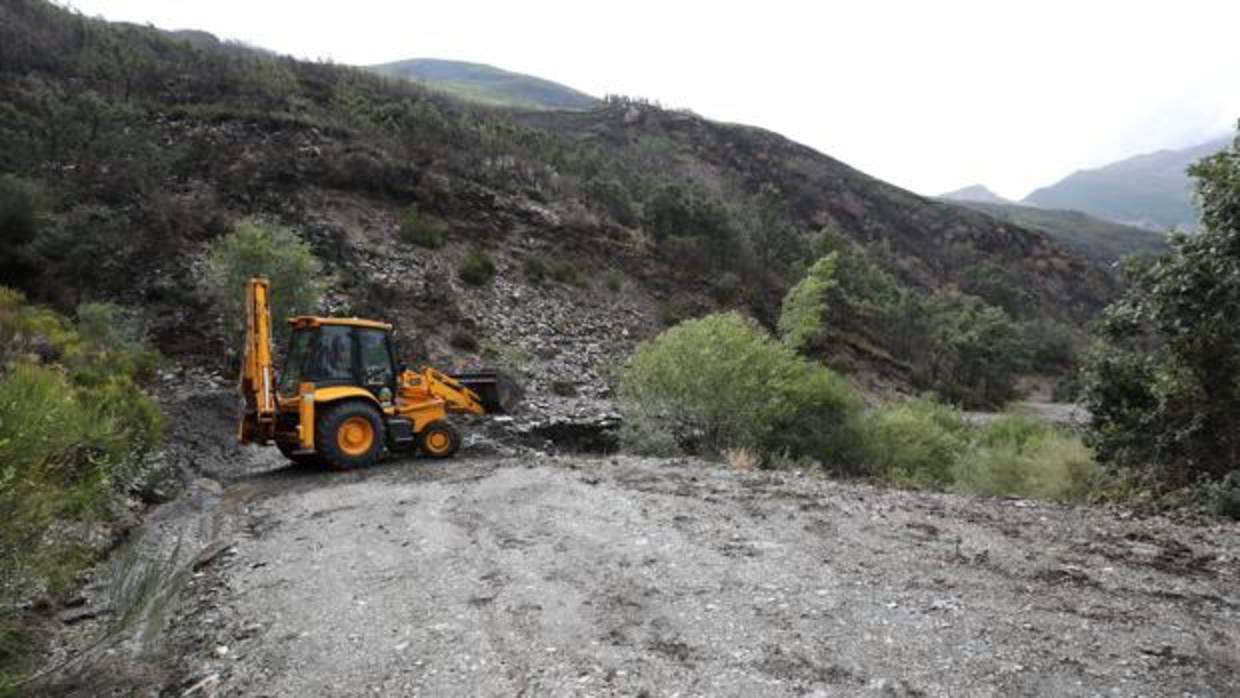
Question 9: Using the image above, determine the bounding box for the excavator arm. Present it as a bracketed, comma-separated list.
[238, 277, 276, 444]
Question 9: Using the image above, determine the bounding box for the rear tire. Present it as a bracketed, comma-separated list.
[419, 420, 461, 458]
[316, 401, 384, 468]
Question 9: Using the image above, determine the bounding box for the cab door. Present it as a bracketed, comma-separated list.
[356, 328, 397, 404]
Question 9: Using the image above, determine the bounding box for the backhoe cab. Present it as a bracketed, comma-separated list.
[238, 278, 504, 468]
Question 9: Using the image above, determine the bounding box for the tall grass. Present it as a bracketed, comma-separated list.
[0, 288, 162, 687]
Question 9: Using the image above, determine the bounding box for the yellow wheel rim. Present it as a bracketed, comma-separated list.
[337, 416, 375, 456]
[425, 430, 451, 454]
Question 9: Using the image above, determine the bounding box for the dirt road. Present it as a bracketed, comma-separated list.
[165, 453, 1239, 697]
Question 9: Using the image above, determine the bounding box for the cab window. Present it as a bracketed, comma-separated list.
[358, 329, 394, 390]
[312, 325, 355, 381]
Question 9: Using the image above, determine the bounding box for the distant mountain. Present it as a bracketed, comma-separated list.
[944, 199, 1167, 265]
[367, 58, 598, 110]
[940, 184, 1010, 205]
[1022, 136, 1231, 230]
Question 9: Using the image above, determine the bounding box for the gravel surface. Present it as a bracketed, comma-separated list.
[169, 454, 1239, 697]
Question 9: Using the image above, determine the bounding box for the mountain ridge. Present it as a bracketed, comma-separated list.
[366, 57, 599, 110]
[1022, 136, 1230, 230]
[940, 184, 1010, 205]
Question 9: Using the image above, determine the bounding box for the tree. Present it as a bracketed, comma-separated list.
[776, 242, 905, 352]
[919, 294, 1026, 409]
[203, 220, 325, 349]
[1081, 130, 1240, 485]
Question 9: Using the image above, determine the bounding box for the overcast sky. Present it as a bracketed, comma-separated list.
[64, 0, 1240, 199]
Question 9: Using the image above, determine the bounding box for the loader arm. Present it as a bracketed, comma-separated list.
[410, 367, 490, 415]
[238, 277, 276, 443]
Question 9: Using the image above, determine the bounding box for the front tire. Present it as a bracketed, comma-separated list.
[316, 401, 384, 468]
[419, 420, 461, 458]
[276, 440, 324, 467]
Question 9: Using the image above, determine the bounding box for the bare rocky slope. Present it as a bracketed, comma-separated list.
[2, 0, 1113, 380]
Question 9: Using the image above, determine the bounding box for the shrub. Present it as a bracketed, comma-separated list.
[618, 312, 866, 470]
[458, 248, 495, 286]
[951, 415, 1100, 502]
[203, 220, 324, 348]
[1211, 473, 1240, 520]
[601, 270, 623, 293]
[550, 379, 577, 397]
[867, 399, 970, 488]
[522, 256, 548, 284]
[0, 291, 161, 673]
[449, 329, 478, 352]
[549, 259, 583, 286]
[399, 207, 445, 248]
[0, 175, 46, 283]
[586, 174, 637, 227]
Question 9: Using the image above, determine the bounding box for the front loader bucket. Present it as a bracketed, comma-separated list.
[451, 369, 523, 414]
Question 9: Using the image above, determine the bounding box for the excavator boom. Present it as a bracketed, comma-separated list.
[238, 277, 276, 444]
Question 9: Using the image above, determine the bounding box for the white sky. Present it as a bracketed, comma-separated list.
[63, 0, 1240, 200]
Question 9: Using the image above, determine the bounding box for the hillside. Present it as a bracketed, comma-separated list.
[0, 0, 1112, 387]
[1023, 136, 1230, 230]
[940, 184, 1010, 205]
[944, 199, 1167, 264]
[366, 58, 599, 110]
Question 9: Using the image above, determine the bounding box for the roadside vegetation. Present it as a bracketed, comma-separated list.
[0, 289, 162, 690]
[618, 311, 1100, 503]
[621, 126, 1240, 518]
[1081, 129, 1240, 516]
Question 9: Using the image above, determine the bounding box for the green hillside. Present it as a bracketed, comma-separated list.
[367, 58, 598, 110]
[1023, 137, 1229, 230]
[945, 199, 1167, 264]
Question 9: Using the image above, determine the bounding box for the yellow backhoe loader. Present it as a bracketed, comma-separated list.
[238, 277, 504, 468]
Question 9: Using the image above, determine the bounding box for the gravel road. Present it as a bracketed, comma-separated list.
[169, 453, 1240, 697]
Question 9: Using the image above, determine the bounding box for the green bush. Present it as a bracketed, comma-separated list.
[951, 415, 1100, 502]
[459, 249, 495, 286]
[618, 312, 866, 470]
[399, 207, 445, 248]
[1211, 473, 1240, 520]
[548, 259, 583, 286]
[203, 220, 325, 348]
[867, 399, 970, 488]
[522, 256, 548, 284]
[601, 270, 623, 293]
[0, 290, 161, 679]
[522, 255, 581, 286]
